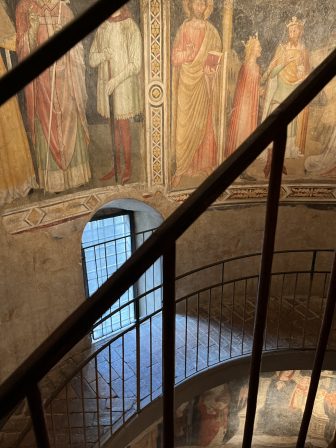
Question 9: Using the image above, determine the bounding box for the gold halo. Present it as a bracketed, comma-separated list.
[182, 0, 214, 20]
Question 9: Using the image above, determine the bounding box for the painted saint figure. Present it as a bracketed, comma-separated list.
[225, 34, 262, 181]
[16, 0, 91, 193]
[171, 0, 222, 187]
[0, 0, 37, 205]
[89, 5, 143, 184]
[262, 16, 310, 172]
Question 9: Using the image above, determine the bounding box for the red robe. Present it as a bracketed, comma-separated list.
[225, 59, 260, 158]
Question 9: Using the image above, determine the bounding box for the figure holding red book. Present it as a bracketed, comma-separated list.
[171, 0, 222, 187]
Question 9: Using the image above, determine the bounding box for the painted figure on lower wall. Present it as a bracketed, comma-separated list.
[171, 0, 222, 188]
[15, 0, 91, 193]
[89, 5, 143, 185]
[0, 0, 37, 206]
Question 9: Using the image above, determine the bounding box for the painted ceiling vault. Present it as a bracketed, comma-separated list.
[0, 0, 335, 233]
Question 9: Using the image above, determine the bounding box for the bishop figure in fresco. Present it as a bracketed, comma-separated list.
[171, 0, 222, 188]
[15, 0, 91, 193]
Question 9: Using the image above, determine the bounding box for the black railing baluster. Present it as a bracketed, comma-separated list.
[242, 128, 287, 448]
[26, 384, 50, 448]
[302, 250, 317, 347]
[296, 251, 336, 447]
[162, 244, 176, 448]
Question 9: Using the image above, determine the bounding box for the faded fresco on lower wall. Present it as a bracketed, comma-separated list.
[128, 370, 336, 448]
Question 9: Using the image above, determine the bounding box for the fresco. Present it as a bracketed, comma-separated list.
[170, 0, 336, 190]
[127, 369, 336, 448]
[0, 0, 336, 228]
[0, 0, 145, 207]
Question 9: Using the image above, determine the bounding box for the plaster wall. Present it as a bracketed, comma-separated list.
[1, 196, 335, 383]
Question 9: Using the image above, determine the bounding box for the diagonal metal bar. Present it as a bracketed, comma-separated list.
[26, 383, 50, 448]
[242, 128, 287, 448]
[162, 244, 176, 448]
[0, 51, 335, 421]
[296, 251, 336, 447]
[0, 0, 129, 105]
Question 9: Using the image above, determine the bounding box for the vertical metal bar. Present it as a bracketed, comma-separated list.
[94, 357, 101, 447]
[26, 383, 50, 448]
[296, 251, 336, 447]
[276, 273, 285, 349]
[150, 317, 153, 400]
[242, 128, 287, 448]
[162, 243, 176, 448]
[196, 294, 200, 373]
[50, 400, 56, 447]
[242, 279, 247, 355]
[122, 334, 125, 423]
[207, 289, 212, 367]
[65, 382, 72, 446]
[80, 370, 88, 447]
[82, 247, 90, 299]
[264, 276, 272, 351]
[289, 273, 299, 348]
[218, 262, 225, 362]
[302, 250, 317, 347]
[136, 305, 141, 412]
[185, 298, 188, 379]
[230, 282, 235, 357]
[108, 345, 113, 431]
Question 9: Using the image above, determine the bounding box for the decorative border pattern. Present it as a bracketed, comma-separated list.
[1, 185, 149, 235]
[144, 0, 166, 186]
[2, 183, 336, 235]
[168, 184, 336, 204]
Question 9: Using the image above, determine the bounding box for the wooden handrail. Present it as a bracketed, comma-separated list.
[0, 47, 335, 422]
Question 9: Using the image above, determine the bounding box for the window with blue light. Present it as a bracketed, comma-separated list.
[82, 212, 135, 340]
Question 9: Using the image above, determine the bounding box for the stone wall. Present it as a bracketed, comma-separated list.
[1, 197, 336, 383]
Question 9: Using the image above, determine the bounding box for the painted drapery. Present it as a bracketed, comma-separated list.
[172, 19, 222, 183]
[0, 0, 36, 206]
[16, 0, 91, 193]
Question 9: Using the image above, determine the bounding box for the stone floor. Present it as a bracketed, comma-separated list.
[1, 285, 336, 448]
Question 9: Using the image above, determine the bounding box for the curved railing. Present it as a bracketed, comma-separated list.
[3, 249, 335, 447]
[0, 0, 335, 445]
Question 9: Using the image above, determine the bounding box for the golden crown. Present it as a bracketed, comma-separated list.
[286, 16, 305, 28]
[242, 32, 259, 48]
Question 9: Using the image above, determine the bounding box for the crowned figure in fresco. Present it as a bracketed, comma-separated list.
[0, 0, 37, 206]
[171, 0, 222, 188]
[225, 33, 262, 181]
[304, 29, 336, 177]
[15, 0, 91, 193]
[262, 16, 310, 176]
[89, 5, 143, 185]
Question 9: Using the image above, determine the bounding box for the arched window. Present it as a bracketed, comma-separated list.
[81, 200, 163, 341]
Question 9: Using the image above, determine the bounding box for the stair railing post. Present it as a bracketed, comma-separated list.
[242, 128, 287, 448]
[296, 250, 336, 447]
[162, 243, 176, 448]
[26, 383, 50, 448]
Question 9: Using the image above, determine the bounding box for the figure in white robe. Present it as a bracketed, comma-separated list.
[89, 5, 143, 184]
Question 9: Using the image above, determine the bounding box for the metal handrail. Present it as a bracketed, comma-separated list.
[0, 0, 335, 443]
[0, 46, 335, 427]
[10, 252, 333, 446]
